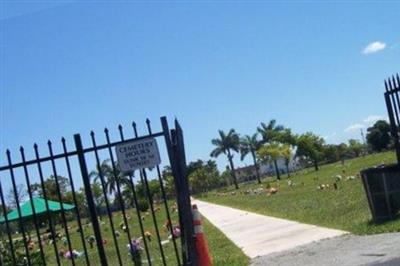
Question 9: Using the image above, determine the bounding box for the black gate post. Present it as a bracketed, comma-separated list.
[161, 117, 197, 265]
[74, 134, 108, 266]
[172, 120, 197, 266]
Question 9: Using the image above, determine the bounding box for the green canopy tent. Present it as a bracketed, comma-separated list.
[0, 197, 75, 223]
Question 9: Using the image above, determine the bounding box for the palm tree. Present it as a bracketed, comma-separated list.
[257, 119, 284, 143]
[210, 129, 240, 189]
[240, 133, 262, 184]
[89, 159, 130, 195]
[257, 142, 283, 180]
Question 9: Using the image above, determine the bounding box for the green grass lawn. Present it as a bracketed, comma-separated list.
[2, 201, 248, 265]
[198, 151, 400, 235]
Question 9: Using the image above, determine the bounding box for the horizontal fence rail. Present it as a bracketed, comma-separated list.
[0, 117, 193, 266]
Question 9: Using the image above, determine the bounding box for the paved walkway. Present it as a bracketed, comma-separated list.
[193, 199, 347, 259]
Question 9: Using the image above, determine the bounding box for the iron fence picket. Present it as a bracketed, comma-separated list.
[6, 150, 32, 266]
[75, 134, 108, 266]
[141, 119, 167, 265]
[142, 169, 167, 266]
[128, 123, 153, 266]
[62, 138, 91, 266]
[48, 141, 76, 266]
[127, 173, 152, 266]
[34, 144, 62, 266]
[104, 127, 135, 265]
[20, 147, 46, 265]
[0, 181, 17, 265]
[90, 131, 124, 266]
[147, 119, 181, 266]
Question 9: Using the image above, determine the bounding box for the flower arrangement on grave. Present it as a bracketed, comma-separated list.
[127, 237, 143, 266]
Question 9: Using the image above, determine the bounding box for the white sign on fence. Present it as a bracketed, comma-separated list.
[115, 137, 161, 173]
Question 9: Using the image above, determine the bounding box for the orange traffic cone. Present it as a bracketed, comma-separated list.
[192, 204, 213, 266]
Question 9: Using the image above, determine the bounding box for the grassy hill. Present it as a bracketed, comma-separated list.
[198, 151, 399, 235]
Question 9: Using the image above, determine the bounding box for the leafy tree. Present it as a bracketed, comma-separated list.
[281, 144, 292, 178]
[187, 160, 207, 176]
[210, 129, 240, 189]
[90, 182, 106, 215]
[188, 160, 220, 193]
[30, 175, 69, 201]
[136, 179, 161, 200]
[6, 184, 27, 208]
[366, 120, 391, 152]
[0, 204, 9, 217]
[323, 144, 339, 163]
[336, 143, 349, 162]
[240, 133, 262, 183]
[162, 174, 176, 198]
[257, 142, 284, 180]
[296, 132, 325, 171]
[219, 170, 232, 187]
[276, 128, 297, 146]
[348, 139, 364, 157]
[64, 189, 88, 217]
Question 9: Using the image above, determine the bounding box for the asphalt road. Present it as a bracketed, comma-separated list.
[251, 233, 400, 266]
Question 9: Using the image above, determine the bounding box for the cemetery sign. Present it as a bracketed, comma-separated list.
[116, 137, 161, 173]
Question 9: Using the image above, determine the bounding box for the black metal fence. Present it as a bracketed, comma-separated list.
[384, 74, 400, 165]
[0, 117, 196, 266]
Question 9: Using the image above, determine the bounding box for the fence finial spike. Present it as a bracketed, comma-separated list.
[33, 143, 38, 149]
[132, 121, 136, 128]
[6, 149, 10, 156]
[90, 130, 95, 137]
[19, 146, 24, 152]
[118, 124, 123, 130]
[104, 127, 109, 133]
[47, 140, 52, 146]
[61, 137, 66, 143]
[146, 118, 151, 124]
[388, 78, 393, 91]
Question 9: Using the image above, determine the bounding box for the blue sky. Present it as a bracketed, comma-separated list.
[0, 2, 399, 191]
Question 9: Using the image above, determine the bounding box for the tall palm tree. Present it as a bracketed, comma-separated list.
[240, 133, 262, 184]
[257, 119, 285, 143]
[257, 142, 283, 180]
[210, 129, 240, 189]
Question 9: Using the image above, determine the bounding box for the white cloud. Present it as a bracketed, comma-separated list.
[363, 115, 386, 125]
[344, 124, 365, 133]
[362, 41, 386, 54]
[344, 114, 387, 134]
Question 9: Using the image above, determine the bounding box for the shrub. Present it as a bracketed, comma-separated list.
[137, 199, 149, 212]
